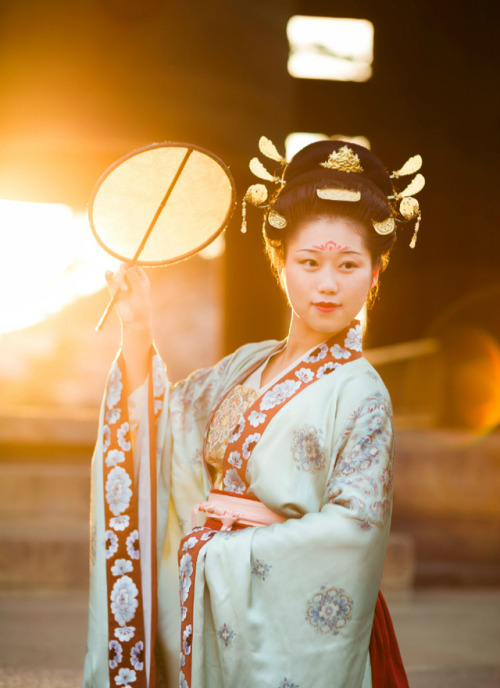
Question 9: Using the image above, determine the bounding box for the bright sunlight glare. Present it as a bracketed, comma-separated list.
[287, 16, 374, 82]
[0, 199, 119, 334]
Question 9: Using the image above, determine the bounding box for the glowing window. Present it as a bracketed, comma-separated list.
[287, 16, 374, 82]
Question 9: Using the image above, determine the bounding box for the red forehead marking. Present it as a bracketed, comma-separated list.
[311, 240, 352, 252]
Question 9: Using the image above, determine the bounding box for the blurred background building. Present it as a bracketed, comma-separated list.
[0, 0, 499, 598]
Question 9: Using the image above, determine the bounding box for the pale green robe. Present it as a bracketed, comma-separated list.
[82, 340, 394, 688]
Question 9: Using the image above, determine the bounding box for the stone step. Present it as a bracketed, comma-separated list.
[0, 463, 90, 521]
[0, 520, 89, 589]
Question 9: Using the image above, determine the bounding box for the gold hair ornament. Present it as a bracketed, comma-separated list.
[268, 210, 287, 229]
[242, 137, 287, 232]
[372, 217, 396, 236]
[317, 188, 361, 202]
[320, 146, 364, 174]
[388, 157, 426, 247]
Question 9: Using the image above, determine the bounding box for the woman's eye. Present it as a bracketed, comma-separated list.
[300, 259, 318, 268]
[340, 261, 357, 270]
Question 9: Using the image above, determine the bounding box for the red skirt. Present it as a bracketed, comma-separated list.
[369, 591, 410, 688]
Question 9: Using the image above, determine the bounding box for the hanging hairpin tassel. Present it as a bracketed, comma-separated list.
[409, 214, 421, 249]
[241, 184, 269, 233]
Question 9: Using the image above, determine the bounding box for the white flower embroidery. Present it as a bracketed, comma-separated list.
[105, 530, 119, 559]
[228, 451, 242, 468]
[152, 355, 166, 397]
[154, 399, 163, 415]
[114, 667, 137, 686]
[248, 410, 265, 427]
[182, 536, 198, 551]
[106, 407, 121, 425]
[260, 379, 301, 411]
[105, 449, 126, 468]
[106, 365, 123, 410]
[295, 367, 314, 383]
[344, 324, 362, 351]
[182, 624, 192, 655]
[111, 559, 134, 576]
[180, 671, 189, 688]
[110, 515, 130, 531]
[117, 422, 131, 452]
[109, 639, 122, 669]
[106, 467, 132, 516]
[223, 468, 246, 494]
[242, 433, 261, 460]
[180, 605, 187, 621]
[200, 531, 213, 541]
[130, 640, 144, 671]
[111, 576, 139, 626]
[304, 343, 328, 363]
[102, 425, 111, 453]
[330, 343, 351, 360]
[317, 361, 341, 379]
[179, 553, 193, 603]
[115, 626, 135, 642]
[126, 530, 140, 560]
[228, 417, 245, 443]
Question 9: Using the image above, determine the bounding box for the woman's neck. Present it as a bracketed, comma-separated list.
[259, 316, 330, 388]
[283, 315, 332, 362]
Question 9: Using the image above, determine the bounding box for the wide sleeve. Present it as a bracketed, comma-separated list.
[191, 392, 394, 688]
[82, 341, 277, 688]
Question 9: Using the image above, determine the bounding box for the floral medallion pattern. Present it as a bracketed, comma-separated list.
[101, 354, 166, 688]
[251, 559, 272, 581]
[217, 623, 236, 647]
[324, 393, 393, 529]
[291, 426, 326, 472]
[305, 585, 353, 635]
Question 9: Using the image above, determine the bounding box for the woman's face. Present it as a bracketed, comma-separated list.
[282, 215, 378, 345]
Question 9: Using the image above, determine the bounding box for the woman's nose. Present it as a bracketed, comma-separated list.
[318, 267, 339, 293]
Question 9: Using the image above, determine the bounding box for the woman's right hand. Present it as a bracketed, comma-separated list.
[106, 265, 154, 391]
[105, 264, 152, 333]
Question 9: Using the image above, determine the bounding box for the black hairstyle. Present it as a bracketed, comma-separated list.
[263, 140, 396, 293]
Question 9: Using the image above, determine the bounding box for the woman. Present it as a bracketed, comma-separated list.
[82, 139, 422, 688]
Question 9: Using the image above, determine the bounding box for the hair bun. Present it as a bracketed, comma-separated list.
[284, 140, 393, 197]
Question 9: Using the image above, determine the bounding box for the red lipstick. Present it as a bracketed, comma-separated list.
[314, 302, 339, 313]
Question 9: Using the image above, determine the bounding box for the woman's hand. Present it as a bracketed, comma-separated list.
[105, 264, 152, 333]
[105, 264, 153, 391]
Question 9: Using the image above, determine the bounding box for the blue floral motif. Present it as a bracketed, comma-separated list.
[291, 425, 326, 472]
[108, 639, 122, 669]
[324, 394, 393, 529]
[217, 623, 236, 647]
[278, 680, 300, 688]
[251, 559, 272, 581]
[306, 585, 353, 635]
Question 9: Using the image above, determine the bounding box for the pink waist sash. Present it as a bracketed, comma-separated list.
[192, 490, 287, 531]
